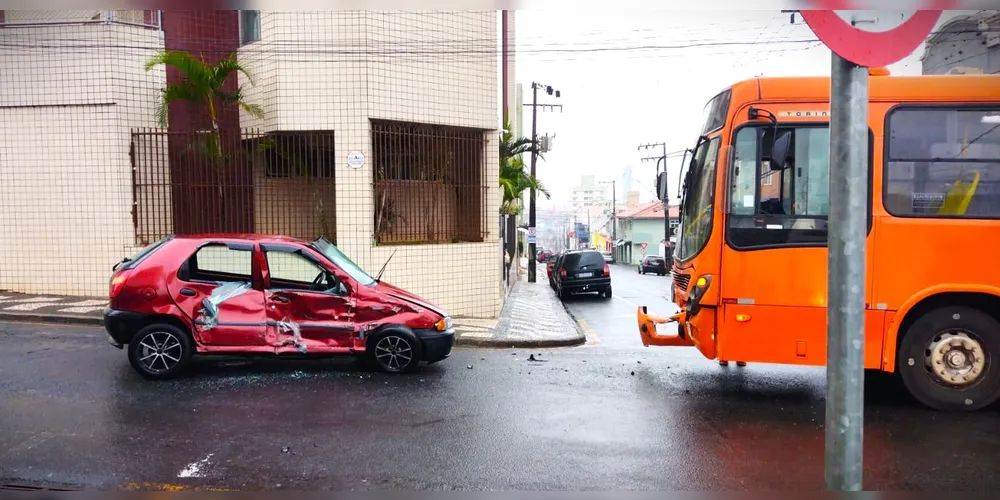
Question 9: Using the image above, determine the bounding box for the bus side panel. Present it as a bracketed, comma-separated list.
[872, 219, 1000, 356]
[718, 304, 885, 368]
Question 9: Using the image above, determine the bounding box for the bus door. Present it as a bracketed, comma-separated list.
[718, 121, 880, 366]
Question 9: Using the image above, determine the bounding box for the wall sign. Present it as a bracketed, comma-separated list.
[347, 151, 365, 169]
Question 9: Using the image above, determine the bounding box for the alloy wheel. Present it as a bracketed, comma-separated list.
[375, 335, 414, 371]
[136, 331, 184, 374]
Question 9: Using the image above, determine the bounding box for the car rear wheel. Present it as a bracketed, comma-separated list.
[603, 286, 613, 299]
[897, 305, 1000, 412]
[127, 323, 193, 380]
[367, 329, 422, 374]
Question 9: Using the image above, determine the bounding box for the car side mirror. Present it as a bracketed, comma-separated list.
[768, 130, 792, 171]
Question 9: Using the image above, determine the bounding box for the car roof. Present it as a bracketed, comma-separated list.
[171, 233, 315, 245]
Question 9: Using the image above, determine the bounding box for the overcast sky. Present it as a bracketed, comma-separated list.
[512, 10, 982, 210]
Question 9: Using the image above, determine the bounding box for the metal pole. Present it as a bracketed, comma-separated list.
[661, 152, 670, 257]
[527, 83, 539, 282]
[611, 180, 616, 241]
[825, 52, 869, 492]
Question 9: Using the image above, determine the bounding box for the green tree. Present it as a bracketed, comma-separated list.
[144, 50, 263, 159]
[498, 119, 549, 215]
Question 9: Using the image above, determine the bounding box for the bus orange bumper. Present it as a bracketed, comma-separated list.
[637, 306, 695, 347]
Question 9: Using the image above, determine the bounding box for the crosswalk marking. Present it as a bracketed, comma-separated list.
[0, 297, 62, 304]
[59, 299, 107, 307]
[4, 302, 68, 311]
[58, 306, 106, 314]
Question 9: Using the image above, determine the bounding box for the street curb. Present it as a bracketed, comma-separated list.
[452, 280, 588, 349]
[453, 335, 585, 348]
[0, 311, 104, 327]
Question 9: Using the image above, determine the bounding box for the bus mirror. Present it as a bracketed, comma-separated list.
[656, 171, 670, 202]
[769, 130, 792, 171]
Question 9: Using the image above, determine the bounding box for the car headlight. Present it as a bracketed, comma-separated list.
[435, 316, 453, 332]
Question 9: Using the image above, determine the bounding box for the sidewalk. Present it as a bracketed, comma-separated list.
[453, 277, 585, 348]
[1, 279, 586, 349]
[0, 292, 105, 326]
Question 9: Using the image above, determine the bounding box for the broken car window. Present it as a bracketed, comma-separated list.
[185, 244, 253, 283]
[312, 237, 377, 286]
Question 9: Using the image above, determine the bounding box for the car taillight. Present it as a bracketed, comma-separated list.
[109, 270, 131, 298]
[560, 268, 567, 278]
[603, 264, 610, 275]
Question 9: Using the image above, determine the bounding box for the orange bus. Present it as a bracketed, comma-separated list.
[637, 70, 1000, 412]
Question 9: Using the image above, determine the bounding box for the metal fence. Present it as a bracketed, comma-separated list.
[130, 128, 338, 245]
[0, 10, 161, 28]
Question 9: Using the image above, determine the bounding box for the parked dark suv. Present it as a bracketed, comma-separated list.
[553, 249, 611, 300]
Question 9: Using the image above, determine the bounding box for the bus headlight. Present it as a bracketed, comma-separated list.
[686, 274, 713, 316]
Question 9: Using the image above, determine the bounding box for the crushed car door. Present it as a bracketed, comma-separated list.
[259, 243, 356, 353]
[167, 241, 268, 347]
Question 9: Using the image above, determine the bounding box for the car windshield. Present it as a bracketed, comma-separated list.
[562, 251, 604, 269]
[312, 237, 377, 287]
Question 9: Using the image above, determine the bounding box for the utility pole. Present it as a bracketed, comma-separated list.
[599, 179, 616, 255]
[639, 142, 670, 254]
[639, 146, 689, 258]
[573, 215, 577, 249]
[524, 82, 561, 283]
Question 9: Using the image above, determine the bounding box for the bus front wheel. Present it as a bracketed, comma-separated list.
[897, 305, 1000, 412]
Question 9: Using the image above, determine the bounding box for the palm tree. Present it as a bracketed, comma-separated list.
[498, 119, 549, 215]
[144, 50, 263, 159]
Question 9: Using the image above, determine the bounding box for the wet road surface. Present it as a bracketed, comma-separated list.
[2, 277, 999, 490]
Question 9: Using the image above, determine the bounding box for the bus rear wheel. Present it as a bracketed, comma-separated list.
[897, 305, 1000, 412]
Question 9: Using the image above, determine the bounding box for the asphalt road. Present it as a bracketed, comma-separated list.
[1, 270, 999, 490]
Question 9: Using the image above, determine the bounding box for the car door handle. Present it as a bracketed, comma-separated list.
[180, 288, 196, 297]
[272, 296, 289, 303]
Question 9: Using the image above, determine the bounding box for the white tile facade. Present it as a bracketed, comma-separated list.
[237, 11, 504, 318]
[0, 11, 505, 319]
[0, 21, 165, 297]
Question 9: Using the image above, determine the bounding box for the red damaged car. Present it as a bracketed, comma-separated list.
[103, 234, 455, 379]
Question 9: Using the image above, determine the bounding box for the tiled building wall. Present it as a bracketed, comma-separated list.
[0, 11, 502, 317]
[237, 11, 502, 318]
[0, 21, 165, 295]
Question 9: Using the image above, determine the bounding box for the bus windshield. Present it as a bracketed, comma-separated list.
[675, 137, 721, 262]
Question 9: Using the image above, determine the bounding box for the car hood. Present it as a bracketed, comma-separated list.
[374, 281, 447, 318]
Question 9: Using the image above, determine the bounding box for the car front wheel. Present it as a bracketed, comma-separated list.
[368, 329, 423, 374]
[127, 323, 194, 380]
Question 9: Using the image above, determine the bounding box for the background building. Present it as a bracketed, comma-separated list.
[571, 175, 608, 212]
[614, 201, 678, 265]
[922, 11, 1000, 75]
[0, 9, 507, 318]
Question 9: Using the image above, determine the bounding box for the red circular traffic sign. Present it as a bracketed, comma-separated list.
[800, 5, 952, 67]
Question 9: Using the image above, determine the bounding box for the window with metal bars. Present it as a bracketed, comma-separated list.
[371, 119, 487, 245]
